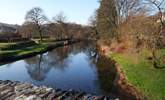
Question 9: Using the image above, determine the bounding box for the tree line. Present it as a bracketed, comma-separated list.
[19, 8, 94, 41]
[13, 0, 165, 68]
[91, 0, 165, 68]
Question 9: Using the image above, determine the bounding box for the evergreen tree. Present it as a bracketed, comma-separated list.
[97, 0, 118, 41]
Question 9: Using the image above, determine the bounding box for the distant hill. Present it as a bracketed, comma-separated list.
[0, 22, 21, 40]
[0, 22, 18, 33]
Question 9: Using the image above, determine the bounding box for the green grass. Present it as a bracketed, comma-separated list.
[0, 40, 70, 66]
[0, 44, 48, 57]
[0, 40, 64, 58]
[0, 43, 17, 48]
[110, 49, 165, 100]
[0, 41, 37, 50]
[0, 39, 69, 62]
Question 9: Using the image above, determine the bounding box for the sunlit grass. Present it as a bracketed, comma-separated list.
[0, 44, 48, 56]
[110, 49, 165, 100]
[0, 43, 17, 48]
[0, 40, 66, 60]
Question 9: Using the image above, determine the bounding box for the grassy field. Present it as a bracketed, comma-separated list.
[110, 49, 165, 100]
[0, 44, 48, 56]
[0, 40, 70, 63]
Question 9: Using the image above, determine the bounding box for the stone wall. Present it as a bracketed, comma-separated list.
[0, 80, 118, 100]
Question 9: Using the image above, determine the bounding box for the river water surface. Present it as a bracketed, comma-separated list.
[0, 41, 118, 96]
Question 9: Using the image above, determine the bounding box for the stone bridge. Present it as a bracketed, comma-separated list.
[0, 80, 118, 100]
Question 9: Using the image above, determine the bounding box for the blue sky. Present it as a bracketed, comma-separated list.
[0, 0, 99, 25]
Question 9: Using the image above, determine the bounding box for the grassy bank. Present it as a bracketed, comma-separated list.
[110, 49, 165, 100]
[0, 39, 79, 64]
[0, 44, 47, 56]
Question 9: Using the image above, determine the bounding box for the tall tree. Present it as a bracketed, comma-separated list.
[97, 0, 118, 42]
[25, 7, 47, 41]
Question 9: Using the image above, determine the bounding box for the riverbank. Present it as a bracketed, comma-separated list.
[98, 42, 165, 100]
[0, 39, 80, 64]
[110, 49, 165, 100]
[0, 80, 117, 100]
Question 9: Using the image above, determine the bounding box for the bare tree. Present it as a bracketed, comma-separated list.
[53, 12, 67, 23]
[144, 0, 165, 68]
[115, 0, 145, 24]
[146, 0, 165, 27]
[53, 12, 68, 39]
[19, 22, 34, 38]
[88, 11, 99, 39]
[25, 7, 47, 41]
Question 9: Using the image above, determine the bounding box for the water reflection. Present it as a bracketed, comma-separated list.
[0, 41, 118, 96]
[25, 54, 51, 81]
[96, 55, 117, 95]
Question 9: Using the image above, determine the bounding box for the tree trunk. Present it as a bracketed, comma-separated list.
[39, 31, 43, 42]
[36, 23, 43, 42]
[38, 26, 43, 42]
[152, 49, 158, 68]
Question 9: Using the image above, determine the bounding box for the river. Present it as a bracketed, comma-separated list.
[0, 41, 119, 97]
